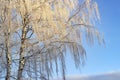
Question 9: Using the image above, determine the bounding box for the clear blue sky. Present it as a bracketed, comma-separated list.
[65, 0, 120, 76]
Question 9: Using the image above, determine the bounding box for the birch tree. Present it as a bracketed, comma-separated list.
[0, 0, 104, 80]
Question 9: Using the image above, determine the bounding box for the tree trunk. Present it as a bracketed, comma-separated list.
[17, 26, 27, 80]
[5, 49, 11, 80]
[5, 41, 11, 80]
[5, 1, 12, 80]
[4, 31, 11, 80]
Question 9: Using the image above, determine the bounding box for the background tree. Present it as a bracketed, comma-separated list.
[0, 0, 104, 80]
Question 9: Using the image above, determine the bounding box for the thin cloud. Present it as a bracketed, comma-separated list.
[53, 71, 120, 80]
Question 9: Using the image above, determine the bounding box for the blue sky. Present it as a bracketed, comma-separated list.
[64, 0, 120, 76]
